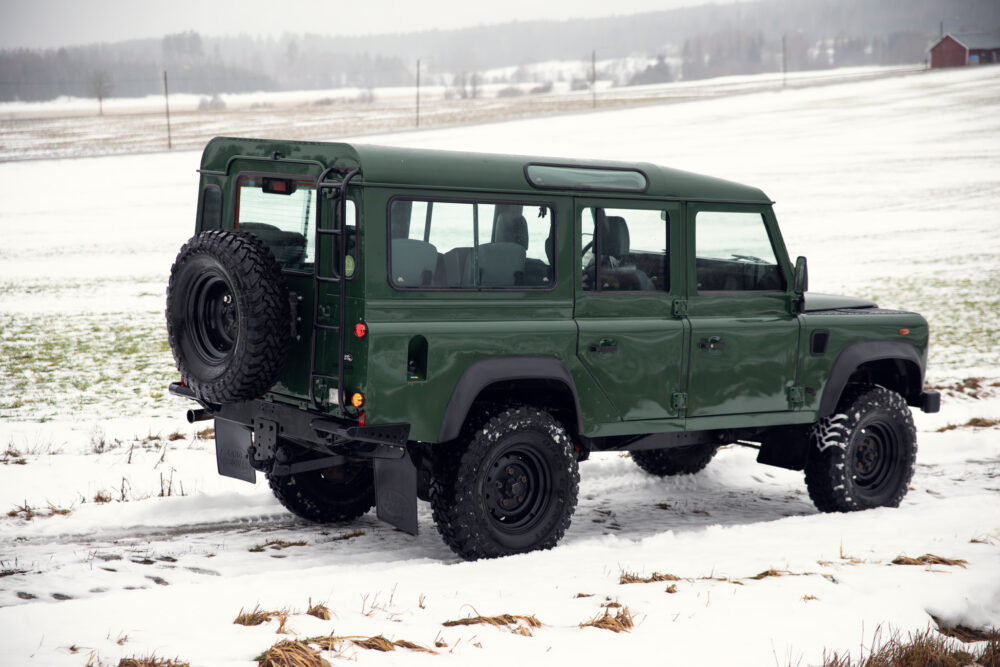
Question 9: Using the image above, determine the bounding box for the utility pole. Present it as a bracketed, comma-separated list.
[781, 35, 787, 89]
[163, 70, 172, 149]
[591, 50, 597, 108]
[416, 59, 420, 128]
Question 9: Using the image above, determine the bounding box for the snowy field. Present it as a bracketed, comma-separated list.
[1, 64, 999, 665]
[0, 65, 921, 161]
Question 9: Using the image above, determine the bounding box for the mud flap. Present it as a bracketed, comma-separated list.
[214, 418, 256, 483]
[374, 456, 418, 535]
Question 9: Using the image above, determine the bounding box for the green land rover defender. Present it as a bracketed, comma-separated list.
[167, 138, 941, 560]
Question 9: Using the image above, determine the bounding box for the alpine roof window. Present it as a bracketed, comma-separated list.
[525, 164, 648, 192]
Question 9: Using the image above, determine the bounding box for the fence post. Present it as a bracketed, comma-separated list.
[163, 70, 172, 149]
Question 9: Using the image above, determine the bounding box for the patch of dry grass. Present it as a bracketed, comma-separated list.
[249, 540, 307, 553]
[331, 529, 364, 541]
[818, 626, 1000, 666]
[890, 554, 967, 568]
[749, 569, 794, 580]
[255, 640, 329, 667]
[619, 570, 681, 584]
[580, 606, 634, 633]
[234, 605, 281, 627]
[305, 635, 437, 654]
[306, 599, 330, 621]
[443, 613, 541, 636]
[6, 502, 72, 520]
[118, 656, 190, 667]
[937, 417, 1000, 432]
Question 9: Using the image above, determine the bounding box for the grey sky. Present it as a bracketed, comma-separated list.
[1, 0, 714, 50]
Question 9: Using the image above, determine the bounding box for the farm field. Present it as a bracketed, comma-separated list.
[0, 64, 998, 666]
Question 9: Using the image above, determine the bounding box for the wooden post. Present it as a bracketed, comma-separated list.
[781, 35, 787, 89]
[591, 50, 597, 108]
[163, 70, 172, 150]
[416, 59, 420, 128]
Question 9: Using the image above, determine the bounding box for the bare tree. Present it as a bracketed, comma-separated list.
[90, 70, 112, 116]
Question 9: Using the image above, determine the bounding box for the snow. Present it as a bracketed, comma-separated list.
[1, 64, 999, 665]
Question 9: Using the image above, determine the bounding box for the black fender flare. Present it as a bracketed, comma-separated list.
[437, 356, 584, 442]
[819, 340, 924, 417]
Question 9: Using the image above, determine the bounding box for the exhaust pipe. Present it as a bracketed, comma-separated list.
[186, 409, 212, 423]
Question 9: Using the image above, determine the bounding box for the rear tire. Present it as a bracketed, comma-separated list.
[430, 406, 579, 560]
[804, 385, 916, 513]
[268, 462, 375, 523]
[631, 444, 719, 476]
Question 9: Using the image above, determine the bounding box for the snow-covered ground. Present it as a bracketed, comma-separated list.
[0, 64, 922, 161]
[1, 64, 998, 665]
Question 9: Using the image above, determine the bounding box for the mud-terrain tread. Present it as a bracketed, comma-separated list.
[430, 406, 579, 560]
[267, 465, 375, 523]
[166, 230, 291, 404]
[631, 444, 719, 476]
[804, 385, 916, 513]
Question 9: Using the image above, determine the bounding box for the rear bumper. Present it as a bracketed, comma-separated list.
[167, 382, 410, 448]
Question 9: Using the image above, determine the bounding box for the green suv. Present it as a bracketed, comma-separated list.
[167, 138, 940, 560]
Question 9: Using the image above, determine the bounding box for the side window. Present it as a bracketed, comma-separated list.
[341, 199, 358, 278]
[237, 177, 316, 271]
[388, 198, 554, 289]
[581, 206, 669, 292]
[695, 211, 785, 291]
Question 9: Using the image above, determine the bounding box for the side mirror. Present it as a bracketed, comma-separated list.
[793, 256, 809, 295]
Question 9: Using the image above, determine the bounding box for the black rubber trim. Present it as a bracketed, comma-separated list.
[437, 356, 584, 442]
[819, 341, 924, 418]
[919, 390, 941, 414]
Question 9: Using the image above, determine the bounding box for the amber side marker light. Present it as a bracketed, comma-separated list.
[351, 392, 365, 408]
[899, 328, 910, 335]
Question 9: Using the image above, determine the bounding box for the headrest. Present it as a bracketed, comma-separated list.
[600, 216, 630, 257]
[495, 215, 529, 250]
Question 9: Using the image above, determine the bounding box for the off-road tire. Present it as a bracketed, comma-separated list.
[631, 444, 719, 476]
[804, 385, 917, 513]
[267, 462, 375, 523]
[166, 230, 291, 404]
[430, 406, 580, 560]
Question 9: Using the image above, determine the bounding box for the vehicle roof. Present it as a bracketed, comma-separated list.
[201, 137, 771, 204]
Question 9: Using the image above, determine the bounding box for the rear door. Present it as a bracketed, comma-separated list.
[573, 198, 687, 421]
[232, 171, 359, 402]
[684, 204, 799, 417]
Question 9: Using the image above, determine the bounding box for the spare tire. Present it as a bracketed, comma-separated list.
[166, 229, 292, 404]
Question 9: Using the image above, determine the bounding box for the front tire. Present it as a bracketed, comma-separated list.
[804, 385, 917, 512]
[430, 406, 579, 560]
[268, 462, 375, 523]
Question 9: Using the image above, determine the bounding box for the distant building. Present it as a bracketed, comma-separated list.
[929, 33, 1000, 68]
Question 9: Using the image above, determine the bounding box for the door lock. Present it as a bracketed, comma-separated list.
[699, 336, 726, 351]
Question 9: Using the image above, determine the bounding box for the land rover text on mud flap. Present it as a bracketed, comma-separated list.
[166, 138, 941, 560]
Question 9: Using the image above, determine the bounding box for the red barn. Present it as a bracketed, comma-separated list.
[930, 33, 1000, 68]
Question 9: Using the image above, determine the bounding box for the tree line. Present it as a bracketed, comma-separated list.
[1, 0, 995, 103]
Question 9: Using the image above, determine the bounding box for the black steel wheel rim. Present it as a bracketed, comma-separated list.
[851, 419, 900, 493]
[186, 269, 237, 365]
[483, 435, 552, 535]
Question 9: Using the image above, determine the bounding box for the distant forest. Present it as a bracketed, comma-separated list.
[1, 0, 997, 102]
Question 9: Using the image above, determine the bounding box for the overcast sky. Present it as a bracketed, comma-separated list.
[1, 0, 715, 49]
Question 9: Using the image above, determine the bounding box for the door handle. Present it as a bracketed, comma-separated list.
[589, 340, 619, 354]
[699, 336, 725, 351]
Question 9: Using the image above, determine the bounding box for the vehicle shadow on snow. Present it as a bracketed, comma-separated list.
[263, 447, 818, 564]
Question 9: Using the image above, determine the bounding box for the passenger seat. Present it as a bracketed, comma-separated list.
[391, 238, 438, 287]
